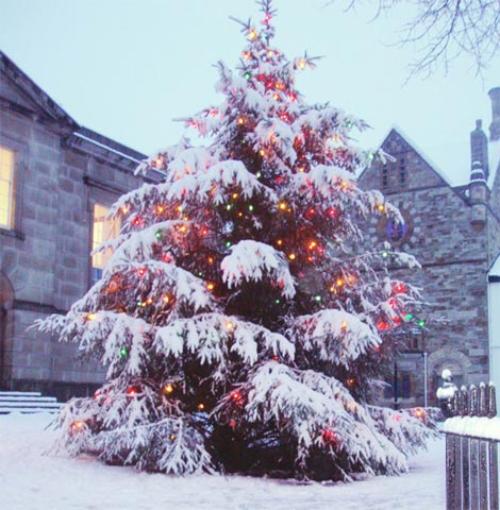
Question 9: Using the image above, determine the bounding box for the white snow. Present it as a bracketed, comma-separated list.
[0, 412, 445, 510]
[436, 386, 457, 400]
[221, 240, 296, 298]
[443, 416, 500, 441]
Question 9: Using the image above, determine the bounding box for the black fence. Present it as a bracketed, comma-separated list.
[443, 383, 499, 510]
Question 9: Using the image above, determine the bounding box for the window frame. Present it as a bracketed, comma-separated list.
[88, 199, 120, 288]
[0, 145, 16, 230]
[0, 138, 25, 240]
[87, 188, 120, 289]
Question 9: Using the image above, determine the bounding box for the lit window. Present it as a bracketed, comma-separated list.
[0, 146, 15, 229]
[91, 203, 120, 284]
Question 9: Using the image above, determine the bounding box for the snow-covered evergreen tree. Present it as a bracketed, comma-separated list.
[37, 1, 436, 481]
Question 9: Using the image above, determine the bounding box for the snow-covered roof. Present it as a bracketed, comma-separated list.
[379, 125, 452, 187]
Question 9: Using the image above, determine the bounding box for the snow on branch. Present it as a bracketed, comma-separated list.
[98, 220, 190, 268]
[237, 361, 408, 477]
[36, 311, 153, 378]
[97, 261, 214, 314]
[221, 240, 296, 298]
[289, 309, 380, 367]
[167, 159, 277, 205]
[54, 394, 213, 475]
[368, 406, 438, 456]
[154, 313, 294, 381]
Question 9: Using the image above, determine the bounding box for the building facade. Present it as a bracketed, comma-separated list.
[359, 87, 500, 407]
[1, 50, 499, 406]
[0, 51, 157, 400]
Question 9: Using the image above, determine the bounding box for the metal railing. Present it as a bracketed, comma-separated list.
[444, 383, 499, 510]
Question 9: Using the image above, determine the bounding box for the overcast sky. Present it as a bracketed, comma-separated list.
[1, 0, 499, 185]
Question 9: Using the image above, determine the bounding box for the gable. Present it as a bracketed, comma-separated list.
[0, 51, 77, 129]
[359, 128, 449, 193]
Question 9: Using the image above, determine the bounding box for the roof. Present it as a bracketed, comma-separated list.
[0, 51, 77, 129]
[0, 50, 150, 175]
[359, 125, 452, 186]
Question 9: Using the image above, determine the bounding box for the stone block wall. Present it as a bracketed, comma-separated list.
[358, 130, 492, 406]
[0, 102, 147, 400]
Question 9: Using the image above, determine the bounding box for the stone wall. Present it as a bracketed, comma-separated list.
[358, 129, 491, 406]
[0, 102, 146, 399]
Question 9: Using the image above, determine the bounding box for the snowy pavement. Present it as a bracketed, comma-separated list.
[0, 413, 445, 510]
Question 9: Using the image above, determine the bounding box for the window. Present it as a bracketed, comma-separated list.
[91, 203, 120, 284]
[399, 157, 406, 186]
[0, 146, 15, 229]
[383, 372, 413, 399]
[381, 164, 388, 188]
[401, 373, 412, 398]
[385, 218, 408, 242]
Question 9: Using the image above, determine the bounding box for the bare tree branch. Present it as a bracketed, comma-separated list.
[331, 0, 500, 77]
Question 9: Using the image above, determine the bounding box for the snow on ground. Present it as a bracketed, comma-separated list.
[0, 412, 445, 510]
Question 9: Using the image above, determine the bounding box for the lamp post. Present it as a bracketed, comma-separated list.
[421, 328, 428, 408]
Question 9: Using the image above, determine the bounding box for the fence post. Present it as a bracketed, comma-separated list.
[444, 381, 498, 510]
[469, 385, 480, 510]
[461, 385, 471, 509]
[488, 384, 499, 510]
[478, 384, 489, 510]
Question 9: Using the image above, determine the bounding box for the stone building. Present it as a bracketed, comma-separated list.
[359, 87, 500, 407]
[1, 49, 499, 407]
[0, 51, 158, 400]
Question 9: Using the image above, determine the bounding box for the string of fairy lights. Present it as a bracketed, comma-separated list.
[69, 1, 429, 440]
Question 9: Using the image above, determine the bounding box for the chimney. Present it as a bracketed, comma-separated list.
[489, 87, 500, 141]
[470, 119, 489, 181]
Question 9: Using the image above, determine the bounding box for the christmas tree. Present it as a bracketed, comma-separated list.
[37, 1, 435, 481]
